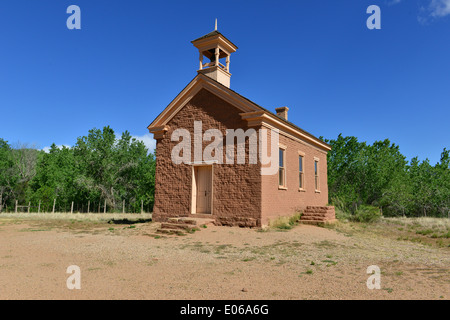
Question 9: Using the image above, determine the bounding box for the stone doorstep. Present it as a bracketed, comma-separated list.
[167, 218, 197, 224]
[181, 217, 216, 227]
[168, 217, 216, 226]
[304, 209, 336, 214]
[299, 219, 337, 225]
[160, 222, 199, 231]
[300, 217, 335, 222]
[301, 210, 335, 219]
[306, 206, 335, 210]
[156, 228, 186, 235]
[302, 212, 335, 217]
[157, 216, 216, 235]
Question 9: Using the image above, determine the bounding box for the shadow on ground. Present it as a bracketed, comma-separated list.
[107, 218, 152, 225]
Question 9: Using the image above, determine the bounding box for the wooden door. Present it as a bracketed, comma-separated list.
[195, 166, 212, 214]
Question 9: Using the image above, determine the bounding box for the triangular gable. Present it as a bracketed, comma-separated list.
[148, 73, 331, 151]
[148, 73, 261, 131]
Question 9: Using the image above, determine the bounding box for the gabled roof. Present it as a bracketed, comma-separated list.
[148, 74, 331, 151]
[191, 30, 221, 42]
[191, 30, 238, 50]
[224, 85, 331, 151]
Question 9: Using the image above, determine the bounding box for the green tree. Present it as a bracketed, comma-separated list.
[0, 139, 16, 211]
[431, 148, 450, 217]
[72, 127, 156, 212]
[28, 144, 76, 210]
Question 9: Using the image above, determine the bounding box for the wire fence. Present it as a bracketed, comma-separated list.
[0, 199, 153, 214]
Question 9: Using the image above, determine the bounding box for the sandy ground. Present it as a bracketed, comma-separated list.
[0, 215, 448, 300]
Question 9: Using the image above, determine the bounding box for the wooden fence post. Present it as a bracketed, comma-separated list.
[87, 200, 90, 214]
[104, 199, 106, 214]
[28, 202, 30, 213]
[15, 200, 18, 213]
[52, 199, 56, 213]
[71, 201, 74, 214]
[38, 200, 41, 214]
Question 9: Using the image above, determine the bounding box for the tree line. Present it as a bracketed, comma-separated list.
[323, 134, 449, 218]
[0, 126, 155, 213]
[0, 128, 448, 218]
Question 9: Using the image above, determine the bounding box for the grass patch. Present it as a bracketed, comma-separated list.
[334, 206, 381, 223]
[323, 260, 337, 266]
[322, 259, 337, 264]
[416, 229, 434, 236]
[242, 257, 256, 262]
[269, 213, 302, 231]
[314, 240, 337, 249]
[87, 267, 102, 272]
[331, 217, 450, 248]
[19, 228, 52, 232]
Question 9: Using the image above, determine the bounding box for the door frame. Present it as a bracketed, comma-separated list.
[190, 163, 214, 215]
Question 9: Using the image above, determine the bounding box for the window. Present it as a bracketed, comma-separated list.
[299, 155, 304, 189]
[279, 148, 286, 187]
[314, 159, 320, 191]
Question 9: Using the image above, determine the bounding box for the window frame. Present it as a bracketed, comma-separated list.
[314, 157, 320, 192]
[298, 151, 305, 191]
[278, 145, 287, 189]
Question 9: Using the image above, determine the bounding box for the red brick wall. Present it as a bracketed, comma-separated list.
[152, 88, 329, 227]
[261, 130, 329, 226]
[152, 89, 262, 227]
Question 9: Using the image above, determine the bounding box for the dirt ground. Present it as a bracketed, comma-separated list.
[0, 214, 448, 300]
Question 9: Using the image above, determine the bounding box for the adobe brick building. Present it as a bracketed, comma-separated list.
[148, 26, 335, 228]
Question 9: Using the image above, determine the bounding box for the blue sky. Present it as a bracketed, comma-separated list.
[0, 0, 449, 164]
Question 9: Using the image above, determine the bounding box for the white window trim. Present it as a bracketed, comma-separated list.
[298, 151, 306, 192]
[278, 145, 287, 190]
[314, 157, 320, 192]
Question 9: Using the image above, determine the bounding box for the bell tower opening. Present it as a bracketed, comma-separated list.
[191, 21, 238, 88]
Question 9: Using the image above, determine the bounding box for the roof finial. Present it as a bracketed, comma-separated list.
[215, 18, 218, 31]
